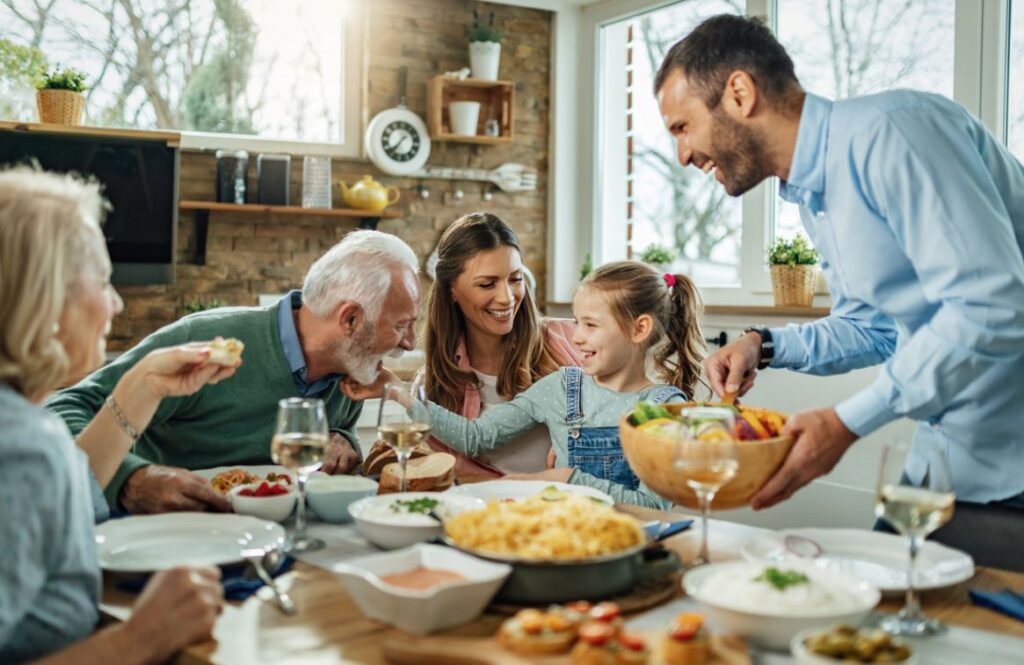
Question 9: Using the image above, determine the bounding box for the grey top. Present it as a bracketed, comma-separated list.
[0, 383, 102, 663]
[427, 368, 681, 508]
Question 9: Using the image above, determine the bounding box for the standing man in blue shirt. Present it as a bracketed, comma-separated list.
[654, 14, 1024, 558]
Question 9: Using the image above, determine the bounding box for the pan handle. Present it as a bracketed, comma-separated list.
[634, 547, 681, 584]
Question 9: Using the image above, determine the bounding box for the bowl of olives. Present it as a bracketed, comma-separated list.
[791, 625, 917, 664]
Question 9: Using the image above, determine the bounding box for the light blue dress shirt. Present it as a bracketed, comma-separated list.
[774, 91, 1024, 503]
[278, 290, 343, 396]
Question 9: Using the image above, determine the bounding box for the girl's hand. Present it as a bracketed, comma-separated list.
[129, 342, 240, 401]
[505, 468, 573, 483]
[341, 367, 400, 401]
[545, 447, 556, 469]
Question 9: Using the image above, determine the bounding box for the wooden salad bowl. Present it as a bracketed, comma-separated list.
[619, 402, 792, 510]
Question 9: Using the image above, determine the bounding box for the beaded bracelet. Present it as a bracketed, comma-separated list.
[105, 394, 140, 441]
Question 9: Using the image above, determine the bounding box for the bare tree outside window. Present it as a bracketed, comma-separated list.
[0, 0, 344, 142]
[775, 0, 955, 240]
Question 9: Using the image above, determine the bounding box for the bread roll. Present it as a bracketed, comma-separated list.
[378, 452, 455, 493]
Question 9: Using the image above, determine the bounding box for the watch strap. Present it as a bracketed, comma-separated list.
[744, 326, 774, 370]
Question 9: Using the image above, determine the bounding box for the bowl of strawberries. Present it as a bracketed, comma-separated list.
[230, 479, 297, 523]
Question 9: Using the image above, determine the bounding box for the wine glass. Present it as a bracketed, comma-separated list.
[271, 397, 328, 553]
[377, 380, 431, 493]
[875, 441, 955, 636]
[674, 406, 740, 566]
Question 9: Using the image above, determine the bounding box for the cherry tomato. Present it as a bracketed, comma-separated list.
[618, 632, 646, 652]
[578, 621, 616, 646]
[590, 602, 621, 622]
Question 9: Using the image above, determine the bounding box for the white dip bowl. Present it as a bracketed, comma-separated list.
[348, 492, 485, 550]
[306, 475, 378, 523]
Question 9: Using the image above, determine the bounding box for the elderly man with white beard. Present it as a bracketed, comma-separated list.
[48, 230, 421, 514]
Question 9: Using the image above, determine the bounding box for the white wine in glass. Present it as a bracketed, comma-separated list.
[271, 397, 328, 553]
[675, 406, 739, 567]
[377, 381, 430, 493]
[875, 441, 955, 636]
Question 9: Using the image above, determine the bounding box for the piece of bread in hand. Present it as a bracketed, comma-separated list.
[362, 439, 432, 477]
[207, 336, 244, 366]
[378, 452, 455, 493]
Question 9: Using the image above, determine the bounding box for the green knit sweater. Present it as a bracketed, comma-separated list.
[46, 304, 362, 509]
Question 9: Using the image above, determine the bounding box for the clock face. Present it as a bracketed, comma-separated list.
[381, 120, 421, 162]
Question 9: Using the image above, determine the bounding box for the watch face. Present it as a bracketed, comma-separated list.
[381, 120, 421, 162]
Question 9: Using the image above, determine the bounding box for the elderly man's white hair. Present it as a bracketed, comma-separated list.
[302, 230, 420, 322]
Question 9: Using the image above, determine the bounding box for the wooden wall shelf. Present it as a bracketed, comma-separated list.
[179, 200, 402, 265]
[427, 76, 514, 144]
[0, 120, 180, 145]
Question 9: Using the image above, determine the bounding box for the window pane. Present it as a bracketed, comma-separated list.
[1009, 0, 1024, 158]
[0, 0, 344, 142]
[608, 0, 744, 287]
[774, 0, 956, 243]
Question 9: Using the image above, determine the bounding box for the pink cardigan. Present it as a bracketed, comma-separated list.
[427, 319, 582, 479]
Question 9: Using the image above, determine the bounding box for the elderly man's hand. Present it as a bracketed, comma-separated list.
[121, 465, 232, 514]
[751, 407, 858, 510]
[320, 432, 361, 475]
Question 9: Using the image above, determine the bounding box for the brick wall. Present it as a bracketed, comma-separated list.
[109, 0, 552, 350]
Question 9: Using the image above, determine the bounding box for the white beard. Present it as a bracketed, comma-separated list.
[335, 323, 385, 385]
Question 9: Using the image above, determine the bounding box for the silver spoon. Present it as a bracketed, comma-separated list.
[242, 548, 296, 615]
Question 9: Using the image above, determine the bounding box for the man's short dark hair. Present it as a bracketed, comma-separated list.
[654, 14, 799, 108]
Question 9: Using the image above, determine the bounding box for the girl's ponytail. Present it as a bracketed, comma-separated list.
[653, 272, 706, 398]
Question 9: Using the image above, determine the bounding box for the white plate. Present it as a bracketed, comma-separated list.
[95, 513, 286, 572]
[444, 480, 613, 504]
[742, 528, 974, 593]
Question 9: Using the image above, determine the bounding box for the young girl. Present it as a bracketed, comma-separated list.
[362, 261, 706, 507]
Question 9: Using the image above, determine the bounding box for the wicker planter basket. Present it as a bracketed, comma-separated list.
[36, 89, 85, 125]
[770, 264, 819, 307]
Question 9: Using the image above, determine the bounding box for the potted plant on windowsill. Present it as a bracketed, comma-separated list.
[36, 65, 88, 125]
[468, 10, 502, 81]
[639, 243, 677, 274]
[768, 234, 820, 307]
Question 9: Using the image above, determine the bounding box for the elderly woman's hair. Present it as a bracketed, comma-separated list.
[0, 167, 108, 398]
[302, 229, 420, 322]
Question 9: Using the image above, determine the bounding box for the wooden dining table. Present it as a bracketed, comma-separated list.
[100, 504, 1024, 664]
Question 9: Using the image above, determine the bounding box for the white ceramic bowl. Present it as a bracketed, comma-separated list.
[306, 475, 378, 523]
[790, 627, 918, 665]
[683, 561, 880, 650]
[348, 492, 485, 550]
[229, 483, 297, 523]
[334, 543, 512, 634]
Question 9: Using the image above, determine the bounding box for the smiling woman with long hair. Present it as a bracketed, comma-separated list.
[422, 213, 582, 477]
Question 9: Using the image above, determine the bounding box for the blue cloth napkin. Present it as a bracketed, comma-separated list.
[115, 556, 295, 601]
[969, 588, 1024, 622]
[643, 519, 694, 541]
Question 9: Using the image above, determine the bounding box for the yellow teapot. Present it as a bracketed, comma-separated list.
[339, 175, 400, 212]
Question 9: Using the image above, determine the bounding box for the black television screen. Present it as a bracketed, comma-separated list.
[0, 129, 179, 284]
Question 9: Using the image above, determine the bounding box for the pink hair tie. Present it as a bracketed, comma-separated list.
[663, 273, 676, 288]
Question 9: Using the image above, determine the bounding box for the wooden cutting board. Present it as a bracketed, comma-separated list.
[383, 633, 750, 665]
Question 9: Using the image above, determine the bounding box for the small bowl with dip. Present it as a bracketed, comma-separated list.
[348, 492, 486, 550]
[306, 475, 378, 523]
[334, 543, 512, 634]
[683, 561, 880, 650]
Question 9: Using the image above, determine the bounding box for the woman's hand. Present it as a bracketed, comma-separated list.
[505, 467, 573, 483]
[340, 367, 400, 402]
[121, 566, 224, 662]
[129, 342, 241, 401]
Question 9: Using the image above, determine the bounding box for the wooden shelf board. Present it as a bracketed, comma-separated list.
[179, 200, 402, 219]
[0, 120, 180, 144]
[429, 133, 512, 145]
[439, 77, 514, 89]
[705, 304, 830, 317]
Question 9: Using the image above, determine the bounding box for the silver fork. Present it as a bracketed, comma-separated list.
[241, 548, 296, 615]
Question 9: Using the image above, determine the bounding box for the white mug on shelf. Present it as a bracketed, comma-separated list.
[449, 101, 481, 136]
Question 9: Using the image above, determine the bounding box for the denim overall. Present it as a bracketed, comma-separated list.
[564, 367, 685, 490]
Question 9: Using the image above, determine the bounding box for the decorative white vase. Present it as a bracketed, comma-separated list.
[449, 101, 481, 136]
[469, 41, 501, 80]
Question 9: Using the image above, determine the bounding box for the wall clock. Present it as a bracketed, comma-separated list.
[364, 68, 431, 176]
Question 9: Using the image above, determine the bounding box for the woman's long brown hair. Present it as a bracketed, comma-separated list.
[582, 261, 706, 398]
[423, 213, 560, 412]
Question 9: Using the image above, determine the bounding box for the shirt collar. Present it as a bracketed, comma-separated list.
[277, 290, 343, 393]
[778, 92, 833, 213]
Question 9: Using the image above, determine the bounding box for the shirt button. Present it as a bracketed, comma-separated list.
[816, 211, 826, 218]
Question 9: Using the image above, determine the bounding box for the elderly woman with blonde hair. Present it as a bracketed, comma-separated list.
[0, 168, 236, 664]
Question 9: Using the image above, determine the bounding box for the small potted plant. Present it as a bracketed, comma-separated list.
[768, 234, 820, 307]
[468, 10, 502, 81]
[639, 243, 677, 273]
[36, 65, 88, 125]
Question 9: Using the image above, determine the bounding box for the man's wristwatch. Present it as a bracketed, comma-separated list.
[744, 326, 774, 370]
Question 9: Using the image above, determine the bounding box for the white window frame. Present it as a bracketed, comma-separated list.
[559, 0, 1011, 307]
[177, 0, 366, 158]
